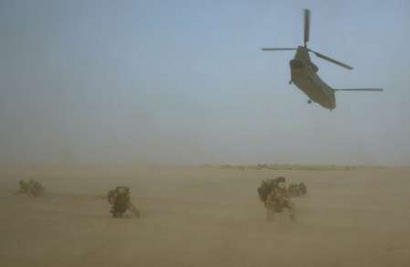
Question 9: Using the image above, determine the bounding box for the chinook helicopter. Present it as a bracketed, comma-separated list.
[262, 9, 382, 110]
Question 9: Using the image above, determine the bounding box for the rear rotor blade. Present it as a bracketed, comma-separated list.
[304, 9, 310, 46]
[261, 48, 297, 51]
[334, 88, 383, 92]
[308, 48, 353, 70]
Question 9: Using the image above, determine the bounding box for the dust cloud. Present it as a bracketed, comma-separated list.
[1, 1, 410, 266]
[1, 165, 410, 266]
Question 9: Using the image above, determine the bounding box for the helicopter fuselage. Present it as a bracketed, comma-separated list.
[290, 46, 336, 110]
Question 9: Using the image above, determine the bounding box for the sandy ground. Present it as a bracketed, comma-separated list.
[0, 165, 410, 267]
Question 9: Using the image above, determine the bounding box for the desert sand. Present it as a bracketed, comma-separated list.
[1, 165, 409, 267]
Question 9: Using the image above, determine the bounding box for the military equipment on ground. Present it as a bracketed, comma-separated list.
[262, 9, 383, 110]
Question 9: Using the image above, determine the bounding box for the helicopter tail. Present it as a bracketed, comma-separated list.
[333, 88, 383, 92]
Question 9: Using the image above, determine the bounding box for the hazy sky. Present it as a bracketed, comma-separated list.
[1, 0, 409, 165]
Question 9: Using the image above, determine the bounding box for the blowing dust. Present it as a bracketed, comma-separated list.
[1, 165, 409, 267]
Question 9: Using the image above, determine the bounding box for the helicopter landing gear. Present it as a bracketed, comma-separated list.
[307, 99, 312, 104]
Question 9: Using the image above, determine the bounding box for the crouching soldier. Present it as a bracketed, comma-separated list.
[17, 179, 44, 197]
[260, 177, 295, 222]
[107, 186, 140, 218]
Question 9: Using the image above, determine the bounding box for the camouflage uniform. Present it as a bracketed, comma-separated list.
[264, 178, 295, 221]
[18, 179, 44, 197]
[108, 186, 140, 218]
[258, 178, 279, 203]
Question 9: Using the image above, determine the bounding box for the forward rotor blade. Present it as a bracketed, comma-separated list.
[261, 48, 297, 51]
[334, 88, 383, 92]
[308, 49, 353, 70]
[304, 9, 310, 46]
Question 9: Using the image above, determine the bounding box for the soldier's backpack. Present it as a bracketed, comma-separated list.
[257, 178, 279, 202]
